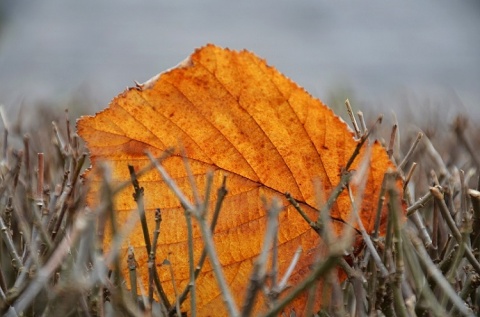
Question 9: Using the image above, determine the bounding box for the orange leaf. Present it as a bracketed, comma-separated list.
[77, 44, 399, 315]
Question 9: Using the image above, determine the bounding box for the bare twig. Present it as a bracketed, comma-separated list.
[149, 209, 162, 305]
[147, 151, 239, 317]
[52, 121, 67, 156]
[373, 174, 388, 240]
[402, 230, 448, 316]
[387, 175, 408, 317]
[172, 176, 228, 313]
[259, 255, 340, 317]
[346, 116, 383, 172]
[0, 215, 23, 270]
[23, 135, 32, 196]
[127, 246, 139, 303]
[241, 197, 282, 316]
[348, 180, 389, 279]
[285, 192, 321, 233]
[182, 232, 197, 314]
[36, 153, 44, 206]
[454, 116, 480, 169]
[316, 171, 353, 228]
[128, 165, 151, 254]
[146, 152, 193, 211]
[399, 132, 423, 170]
[408, 230, 474, 317]
[431, 187, 480, 274]
[8, 212, 89, 315]
[345, 99, 361, 139]
[274, 248, 302, 295]
[422, 133, 450, 181]
[357, 111, 368, 136]
[164, 258, 181, 317]
[406, 190, 433, 216]
[403, 162, 417, 190]
[387, 124, 397, 159]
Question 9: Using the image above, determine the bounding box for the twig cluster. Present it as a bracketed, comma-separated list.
[0, 104, 479, 317]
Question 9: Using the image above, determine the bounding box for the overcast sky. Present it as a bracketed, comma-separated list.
[0, 0, 479, 120]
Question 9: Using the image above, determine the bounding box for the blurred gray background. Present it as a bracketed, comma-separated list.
[0, 0, 479, 121]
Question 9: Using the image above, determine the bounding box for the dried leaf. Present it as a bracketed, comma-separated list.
[77, 44, 398, 315]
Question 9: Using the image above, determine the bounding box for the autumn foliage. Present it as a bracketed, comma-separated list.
[77, 44, 398, 315]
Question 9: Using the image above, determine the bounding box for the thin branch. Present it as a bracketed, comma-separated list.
[387, 124, 397, 159]
[147, 152, 239, 316]
[0, 215, 23, 270]
[431, 186, 480, 274]
[357, 111, 368, 136]
[408, 230, 474, 317]
[422, 133, 450, 180]
[146, 152, 193, 211]
[183, 204, 196, 317]
[316, 171, 353, 227]
[241, 197, 282, 316]
[127, 246, 139, 303]
[285, 193, 321, 233]
[373, 174, 388, 240]
[274, 248, 302, 295]
[8, 213, 88, 315]
[345, 115, 383, 171]
[406, 190, 433, 216]
[453, 116, 480, 168]
[164, 258, 181, 317]
[172, 176, 228, 313]
[399, 132, 423, 170]
[128, 165, 151, 254]
[259, 255, 340, 317]
[345, 99, 361, 139]
[402, 230, 449, 316]
[36, 153, 44, 206]
[388, 176, 408, 317]
[348, 184, 389, 279]
[403, 162, 417, 190]
[149, 209, 161, 305]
